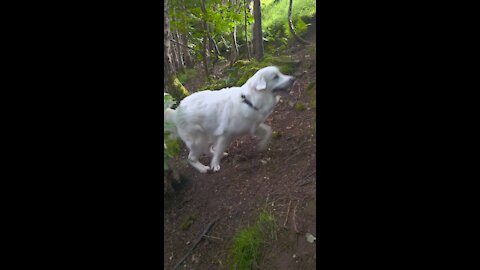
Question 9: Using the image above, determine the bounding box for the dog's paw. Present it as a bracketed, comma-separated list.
[210, 164, 221, 172]
[198, 165, 210, 174]
[257, 142, 268, 152]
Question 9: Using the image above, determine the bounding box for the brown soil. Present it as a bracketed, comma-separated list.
[164, 45, 316, 270]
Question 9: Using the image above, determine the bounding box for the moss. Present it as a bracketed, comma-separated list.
[295, 102, 306, 111]
[180, 215, 195, 231]
[272, 131, 282, 139]
[168, 76, 190, 101]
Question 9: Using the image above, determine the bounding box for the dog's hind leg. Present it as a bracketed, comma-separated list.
[187, 149, 210, 173]
[210, 136, 230, 172]
[184, 137, 210, 173]
[254, 123, 272, 151]
[209, 145, 228, 158]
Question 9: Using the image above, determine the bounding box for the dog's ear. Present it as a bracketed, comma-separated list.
[255, 77, 267, 91]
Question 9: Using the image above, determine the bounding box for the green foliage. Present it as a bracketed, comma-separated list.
[262, 0, 315, 43]
[164, 93, 176, 111]
[229, 209, 277, 270]
[199, 54, 299, 90]
[169, 0, 249, 61]
[177, 68, 197, 85]
[164, 93, 181, 171]
[168, 0, 315, 78]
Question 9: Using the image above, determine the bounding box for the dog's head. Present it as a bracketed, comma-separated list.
[245, 66, 296, 94]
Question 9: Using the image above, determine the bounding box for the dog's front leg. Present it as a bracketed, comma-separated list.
[255, 123, 272, 151]
[210, 136, 229, 172]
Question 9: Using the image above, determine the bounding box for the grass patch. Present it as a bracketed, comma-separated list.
[228, 209, 277, 270]
[179, 215, 196, 231]
[294, 101, 306, 111]
[306, 82, 316, 109]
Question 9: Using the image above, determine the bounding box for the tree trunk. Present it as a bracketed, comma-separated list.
[181, 34, 194, 68]
[170, 33, 180, 73]
[200, 0, 210, 79]
[174, 29, 185, 72]
[164, 0, 189, 101]
[229, 0, 239, 66]
[230, 24, 239, 66]
[288, 0, 312, 45]
[252, 0, 264, 61]
[243, 0, 251, 60]
[164, 0, 174, 91]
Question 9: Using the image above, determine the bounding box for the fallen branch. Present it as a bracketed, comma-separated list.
[283, 200, 292, 228]
[284, 151, 303, 162]
[284, 140, 309, 162]
[173, 218, 219, 270]
[292, 201, 299, 233]
[296, 170, 316, 186]
[202, 235, 223, 241]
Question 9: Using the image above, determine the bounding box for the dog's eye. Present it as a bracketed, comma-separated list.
[273, 75, 279, 80]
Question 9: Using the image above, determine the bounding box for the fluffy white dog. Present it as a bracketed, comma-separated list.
[165, 66, 296, 173]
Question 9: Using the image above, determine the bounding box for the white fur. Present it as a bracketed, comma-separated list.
[166, 66, 295, 173]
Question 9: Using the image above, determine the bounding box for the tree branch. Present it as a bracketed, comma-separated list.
[170, 39, 195, 51]
[172, 218, 219, 270]
[288, 0, 312, 46]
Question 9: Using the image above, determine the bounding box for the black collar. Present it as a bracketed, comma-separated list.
[241, 94, 259, 111]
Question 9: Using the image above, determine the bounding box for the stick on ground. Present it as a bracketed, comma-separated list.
[173, 218, 219, 270]
[283, 200, 292, 228]
[293, 201, 299, 233]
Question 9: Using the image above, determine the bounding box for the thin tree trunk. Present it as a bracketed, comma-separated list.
[230, 0, 240, 66]
[200, 0, 210, 79]
[288, 0, 312, 45]
[181, 34, 194, 68]
[171, 35, 180, 73]
[180, 0, 194, 68]
[174, 29, 185, 72]
[243, 0, 251, 60]
[169, 6, 179, 74]
[230, 24, 239, 66]
[252, 0, 264, 60]
[164, 0, 174, 92]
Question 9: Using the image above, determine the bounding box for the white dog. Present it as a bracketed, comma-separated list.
[165, 66, 296, 173]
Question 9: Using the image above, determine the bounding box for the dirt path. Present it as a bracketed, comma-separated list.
[164, 46, 316, 270]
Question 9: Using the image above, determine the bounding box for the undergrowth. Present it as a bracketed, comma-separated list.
[200, 54, 300, 90]
[177, 68, 197, 85]
[262, 0, 316, 52]
[228, 208, 277, 270]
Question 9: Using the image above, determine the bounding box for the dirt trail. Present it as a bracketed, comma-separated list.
[164, 45, 316, 270]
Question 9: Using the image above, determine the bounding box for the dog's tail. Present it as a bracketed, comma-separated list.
[164, 108, 179, 139]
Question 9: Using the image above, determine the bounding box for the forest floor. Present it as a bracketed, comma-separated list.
[164, 39, 316, 269]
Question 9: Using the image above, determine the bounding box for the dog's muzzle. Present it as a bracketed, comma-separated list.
[273, 76, 296, 93]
